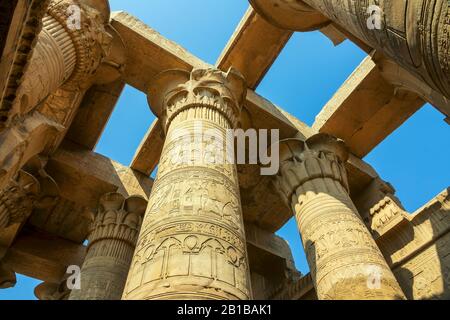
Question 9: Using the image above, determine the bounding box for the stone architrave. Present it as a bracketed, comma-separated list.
[274, 133, 406, 300]
[122, 68, 252, 300]
[69, 193, 147, 300]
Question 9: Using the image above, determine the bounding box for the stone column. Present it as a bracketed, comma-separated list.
[249, 0, 450, 100]
[69, 193, 147, 300]
[10, 0, 112, 120]
[274, 133, 405, 300]
[123, 68, 252, 300]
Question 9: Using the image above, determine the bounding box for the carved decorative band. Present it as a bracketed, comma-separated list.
[0, 170, 40, 229]
[87, 223, 142, 250]
[86, 238, 135, 262]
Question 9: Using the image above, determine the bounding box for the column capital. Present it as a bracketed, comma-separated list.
[46, 0, 113, 90]
[275, 133, 349, 206]
[34, 280, 70, 300]
[88, 192, 147, 249]
[0, 262, 16, 289]
[69, 192, 147, 300]
[147, 67, 247, 131]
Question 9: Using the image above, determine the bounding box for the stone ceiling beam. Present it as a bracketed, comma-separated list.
[313, 56, 425, 158]
[46, 141, 153, 209]
[130, 119, 164, 177]
[110, 11, 391, 233]
[250, 0, 450, 102]
[216, 6, 293, 89]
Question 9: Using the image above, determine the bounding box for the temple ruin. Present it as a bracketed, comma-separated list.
[0, 0, 449, 300]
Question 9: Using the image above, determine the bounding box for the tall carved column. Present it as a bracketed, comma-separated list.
[69, 193, 147, 300]
[274, 134, 405, 300]
[250, 0, 450, 100]
[123, 68, 252, 300]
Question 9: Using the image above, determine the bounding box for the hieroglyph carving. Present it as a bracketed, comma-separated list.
[69, 193, 147, 300]
[123, 68, 252, 300]
[274, 133, 406, 300]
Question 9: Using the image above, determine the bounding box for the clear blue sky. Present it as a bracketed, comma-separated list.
[1, 0, 449, 300]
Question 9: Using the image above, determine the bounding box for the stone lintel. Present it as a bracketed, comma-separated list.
[313, 56, 425, 158]
[65, 80, 125, 150]
[111, 11, 210, 91]
[46, 141, 153, 209]
[245, 223, 296, 271]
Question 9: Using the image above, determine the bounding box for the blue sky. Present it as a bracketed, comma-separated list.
[1, 0, 449, 300]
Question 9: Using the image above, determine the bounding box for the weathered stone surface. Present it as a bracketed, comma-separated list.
[274, 134, 405, 299]
[123, 68, 252, 300]
[69, 193, 147, 300]
[0, 0, 51, 132]
[0, 1, 448, 301]
[313, 56, 425, 157]
[250, 0, 450, 104]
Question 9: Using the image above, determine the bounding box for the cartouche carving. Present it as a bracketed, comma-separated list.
[69, 192, 147, 300]
[123, 68, 252, 300]
[274, 133, 406, 300]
